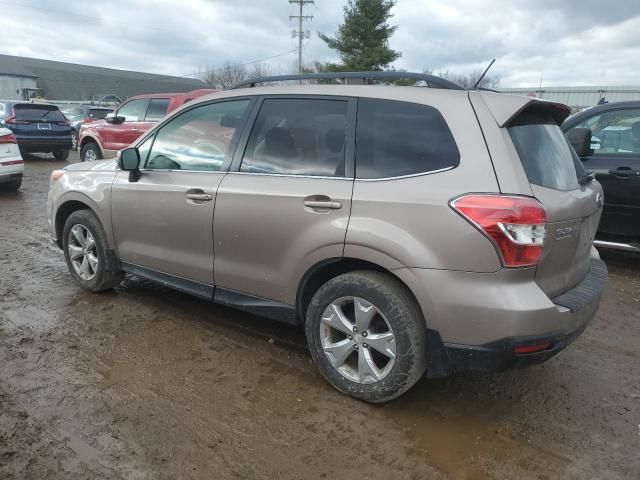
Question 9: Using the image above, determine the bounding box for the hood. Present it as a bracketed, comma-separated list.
[64, 158, 118, 172]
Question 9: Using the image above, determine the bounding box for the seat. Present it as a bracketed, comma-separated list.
[325, 128, 345, 176]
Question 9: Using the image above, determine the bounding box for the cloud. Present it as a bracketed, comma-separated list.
[0, 0, 639, 86]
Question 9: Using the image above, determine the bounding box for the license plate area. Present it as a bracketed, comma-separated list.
[37, 123, 51, 130]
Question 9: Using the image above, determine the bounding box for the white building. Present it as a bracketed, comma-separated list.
[500, 86, 640, 110]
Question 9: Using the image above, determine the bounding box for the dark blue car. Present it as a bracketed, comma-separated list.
[2, 103, 73, 160]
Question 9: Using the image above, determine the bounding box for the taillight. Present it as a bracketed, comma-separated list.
[0, 133, 17, 144]
[450, 194, 546, 267]
[5, 108, 26, 125]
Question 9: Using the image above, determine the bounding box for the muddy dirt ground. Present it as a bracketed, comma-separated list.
[1, 152, 639, 480]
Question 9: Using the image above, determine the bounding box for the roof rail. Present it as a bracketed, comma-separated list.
[229, 71, 466, 90]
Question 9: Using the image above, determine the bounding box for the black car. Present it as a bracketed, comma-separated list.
[563, 101, 640, 253]
[2, 103, 73, 160]
[59, 105, 113, 150]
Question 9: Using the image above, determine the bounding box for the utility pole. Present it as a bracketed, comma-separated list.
[289, 0, 314, 74]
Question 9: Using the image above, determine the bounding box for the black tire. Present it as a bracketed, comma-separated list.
[0, 178, 21, 191]
[80, 142, 102, 162]
[305, 270, 428, 403]
[62, 209, 124, 292]
[71, 129, 78, 150]
[53, 150, 70, 161]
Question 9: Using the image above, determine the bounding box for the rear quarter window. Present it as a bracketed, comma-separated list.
[355, 98, 459, 179]
[509, 113, 583, 191]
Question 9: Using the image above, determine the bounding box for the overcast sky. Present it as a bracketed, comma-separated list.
[1, 0, 639, 87]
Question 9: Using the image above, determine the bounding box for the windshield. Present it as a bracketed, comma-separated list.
[509, 115, 585, 191]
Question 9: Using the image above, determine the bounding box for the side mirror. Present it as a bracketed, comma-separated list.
[105, 112, 125, 124]
[119, 147, 141, 182]
[566, 128, 593, 158]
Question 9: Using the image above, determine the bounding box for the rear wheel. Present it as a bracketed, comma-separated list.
[305, 270, 428, 403]
[80, 142, 101, 162]
[53, 150, 70, 161]
[71, 129, 78, 150]
[63, 209, 124, 292]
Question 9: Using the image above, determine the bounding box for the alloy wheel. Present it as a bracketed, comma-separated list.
[319, 296, 396, 384]
[68, 224, 98, 281]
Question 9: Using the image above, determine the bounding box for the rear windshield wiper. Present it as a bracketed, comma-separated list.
[578, 170, 595, 185]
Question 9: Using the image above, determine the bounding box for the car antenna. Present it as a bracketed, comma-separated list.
[473, 58, 496, 89]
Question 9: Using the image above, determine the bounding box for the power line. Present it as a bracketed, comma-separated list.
[289, 1, 315, 74]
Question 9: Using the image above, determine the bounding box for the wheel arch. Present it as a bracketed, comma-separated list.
[79, 133, 103, 155]
[296, 257, 451, 379]
[54, 195, 114, 250]
[296, 257, 419, 324]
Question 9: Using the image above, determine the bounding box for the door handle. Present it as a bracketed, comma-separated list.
[608, 167, 639, 177]
[130, 128, 139, 132]
[303, 200, 342, 209]
[186, 193, 213, 201]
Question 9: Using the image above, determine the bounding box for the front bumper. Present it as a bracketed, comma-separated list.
[443, 258, 607, 372]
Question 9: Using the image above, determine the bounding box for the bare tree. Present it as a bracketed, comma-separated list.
[201, 61, 248, 89]
[424, 68, 501, 89]
[247, 62, 271, 80]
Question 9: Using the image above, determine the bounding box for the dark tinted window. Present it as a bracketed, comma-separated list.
[14, 105, 66, 122]
[88, 108, 112, 119]
[146, 99, 250, 171]
[355, 99, 459, 179]
[145, 98, 170, 121]
[509, 115, 583, 191]
[241, 98, 348, 177]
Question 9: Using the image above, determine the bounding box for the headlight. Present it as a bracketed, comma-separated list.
[50, 169, 65, 187]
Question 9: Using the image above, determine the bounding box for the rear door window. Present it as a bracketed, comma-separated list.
[355, 98, 459, 179]
[509, 114, 584, 191]
[241, 98, 349, 177]
[145, 98, 171, 121]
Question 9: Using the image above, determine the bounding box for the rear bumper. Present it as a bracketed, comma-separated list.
[443, 258, 607, 372]
[16, 137, 72, 152]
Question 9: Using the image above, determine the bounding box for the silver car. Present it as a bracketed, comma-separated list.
[46, 72, 607, 403]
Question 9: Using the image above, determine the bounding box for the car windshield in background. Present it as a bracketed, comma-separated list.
[509, 117, 583, 191]
[88, 108, 112, 119]
[62, 107, 85, 118]
[14, 105, 67, 122]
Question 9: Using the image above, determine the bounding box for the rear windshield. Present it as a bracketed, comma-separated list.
[88, 108, 112, 119]
[14, 105, 66, 122]
[508, 114, 584, 191]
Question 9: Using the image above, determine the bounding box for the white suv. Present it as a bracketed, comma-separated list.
[0, 126, 23, 191]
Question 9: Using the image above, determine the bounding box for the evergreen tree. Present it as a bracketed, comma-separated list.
[319, 0, 400, 72]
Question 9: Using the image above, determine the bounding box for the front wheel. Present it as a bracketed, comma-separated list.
[53, 150, 70, 161]
[62, 209, 124, 292]
[305, 270, 428, 403]
[80, 142, 102, 162]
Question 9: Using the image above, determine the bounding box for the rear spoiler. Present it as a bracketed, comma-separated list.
[477, 92, 571, 127]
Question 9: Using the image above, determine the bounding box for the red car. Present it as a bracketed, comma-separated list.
[78, 89, 217, 162]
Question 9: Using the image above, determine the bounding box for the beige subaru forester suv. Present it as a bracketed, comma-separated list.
[47, 72, 607, 403]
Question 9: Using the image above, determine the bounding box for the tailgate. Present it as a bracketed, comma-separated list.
[12, 104, 70, 138]
[506, 103, 604, 298]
